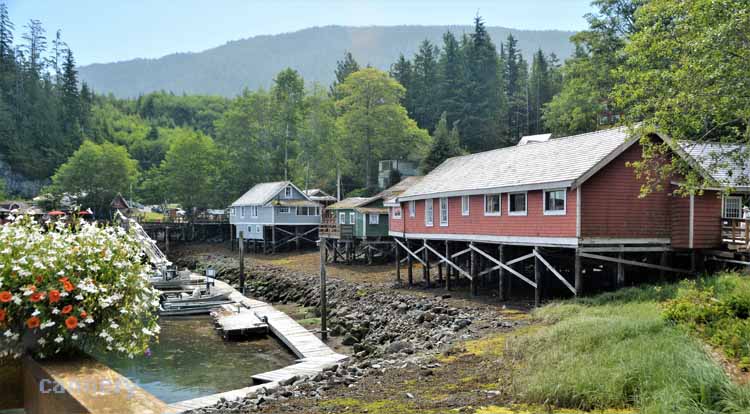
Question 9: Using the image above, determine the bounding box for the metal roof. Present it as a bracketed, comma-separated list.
[272, 199, 322, 207]
[304, 189, 337, 202]
[676, 141, 750, 190]
[230, 181, 312, 206]
[399, 127, 633, 201]
[326, 197, 375, 210]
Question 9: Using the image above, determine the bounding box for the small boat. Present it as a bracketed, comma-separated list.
[159, 299, 234, 316]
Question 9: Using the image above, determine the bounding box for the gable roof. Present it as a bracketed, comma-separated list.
[674, 141, 750, 190]
[230, 181, 312, 207]
[326, 197, 374, 210]
[304, 188, 337, 202]
[399, 127, 635, 201]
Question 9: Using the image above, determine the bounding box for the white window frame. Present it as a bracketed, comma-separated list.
[508, 192, 527, 216]
[349, 212, 355, 224]
[278, 207, 290, 214]
[723, 195, 742, 219]
[393, 207, 402, 219]
[369, 214, 379, 225]
[425, 199, 434, 227]
[461, 195, 470, 216]
[339, 212, 346, 224]
[284, 186, 292, 198]
[543, 188, 567, 216]
[439, 197, 449, 226]
[409, 201, 416, 218]
[256, 225, 261, 233]
[241, 207, 246, 218]
[247, 225, 252, 233]
[250, 205, 258, 218]
[484, 194, 501, 216]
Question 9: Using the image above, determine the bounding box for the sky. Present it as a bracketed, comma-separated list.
[6, 0, 594, 66]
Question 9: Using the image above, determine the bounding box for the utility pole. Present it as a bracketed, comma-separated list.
[336, 167, 342, 201]
[239, 231, 245, 294]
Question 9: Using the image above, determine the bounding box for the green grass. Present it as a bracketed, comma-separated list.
[505, 278, 750, 414]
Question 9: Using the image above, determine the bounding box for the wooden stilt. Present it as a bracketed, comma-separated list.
[470, 244, 478, 296]
[534, 247, 542, 307]
[498, 244, 506, 301]
[319, 238, 327, 341]
[165, 227, 170, 255]
[659, 251, 668, 281]
[617, 248, 625, 287]
[395, 241, 401, 283]
[271, 226, 277, 254]
[238, 231, 245, 294]
[574, 249, 582, 296]
[295, 227, 301, 250]
[407, 242, 414, 287]
[445, 241, 451, 291]
[423, 240, 431, 288]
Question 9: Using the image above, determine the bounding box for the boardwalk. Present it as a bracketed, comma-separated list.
[168, 276, 347, 413]
[212, 304, 268, 338]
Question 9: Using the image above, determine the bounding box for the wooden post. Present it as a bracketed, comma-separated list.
[470, 243, 478, 296]
[498, 244, 506, 301]
[367, 244, 373, 265]
[574, 249, 582, 296]
[445, 241, 451, 291]
[659, 251, 669, 281]
[616, 248, 625, 287]
[319, 238, 328, 341]
[239, 231, 245, 294]
[407, 242, 414, 287]
[395, 241, 401, 283]
[423, 240, 431, 288]
[164, 227, 170, 255]
[295, 227, 301, 250]
[534, 247, 542, 307]
[437, 250, 443, 283]
[271, 226, 277, 254]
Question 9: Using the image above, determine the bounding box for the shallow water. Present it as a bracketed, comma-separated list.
[93, 316, 296, 404]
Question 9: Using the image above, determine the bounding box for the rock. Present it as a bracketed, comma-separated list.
[341, 334, 358, 346]
[406, 392, 415, 399]
[386, 340, 412, 354]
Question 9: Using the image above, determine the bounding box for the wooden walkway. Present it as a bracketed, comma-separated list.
[212, 304, 268, 338]
[168, 277, 347, 413]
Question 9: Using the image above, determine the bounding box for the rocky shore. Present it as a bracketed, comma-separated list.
[174, 252, 520, 413]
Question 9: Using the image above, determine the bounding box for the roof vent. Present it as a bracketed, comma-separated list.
[517, 133, 552, 146]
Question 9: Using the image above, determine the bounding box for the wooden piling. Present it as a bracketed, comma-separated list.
[534, 247, 542, 307]
[239, 231, 245, 294]
[574, 249, 582, 296]
[445, 241, 451, 291]
[319, 238, 328, 341]
[407, 241, 414, 287]
[165, 227, 170, 254]
[498, 244, 505, 301]
[423, 241, 431, 288]
[470, 244, 477, 296]
[617, 248, 625, 287]
[395, 242, 401, 283]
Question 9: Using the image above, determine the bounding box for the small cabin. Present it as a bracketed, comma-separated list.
[229, 181, 322, 251]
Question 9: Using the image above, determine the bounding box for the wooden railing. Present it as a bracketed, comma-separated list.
[319, 221, 354, 239]
[722, 218, 750, 250]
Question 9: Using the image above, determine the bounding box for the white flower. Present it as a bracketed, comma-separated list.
[31, 309, 40, 317]
[37, 338, 46, 345]
[74, 294, 84, 301]
[51, 307, 60, 315]
[84, 317, 93, 324]
[54, 336, 64, 343]
[71, 334, 78, 340]
[41, 321, 55, 329]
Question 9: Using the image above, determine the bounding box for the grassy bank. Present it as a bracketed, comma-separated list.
[503, 273, 750, 414]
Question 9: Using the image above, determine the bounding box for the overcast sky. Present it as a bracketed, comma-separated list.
[6, 0, 594, 66]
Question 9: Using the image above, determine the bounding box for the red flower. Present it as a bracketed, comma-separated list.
[0, 309, 6, 322]
[61, 305, 73, 314]
[65, 316, 78, 330]
[48, 290, 61, 304]
[62, 281, 75, 292]
[0, 291, 12, 303]
[35, 275, 43, 284]
[29, 292, 43, 303]
[26, 316, 40, 329]
[80, 311, 88, 319]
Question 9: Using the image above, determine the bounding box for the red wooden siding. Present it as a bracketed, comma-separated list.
[580, 144, 672, 239]
[671, 190, 722, 249]
[390, 189, 577, 238]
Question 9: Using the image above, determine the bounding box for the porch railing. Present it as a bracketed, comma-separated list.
[722, 218, 750, 250]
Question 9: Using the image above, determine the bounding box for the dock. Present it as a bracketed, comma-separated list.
[211, 304, 269, 338]
[168, 276, 347, 413]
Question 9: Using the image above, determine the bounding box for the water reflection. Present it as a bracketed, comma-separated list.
[93, 316, 296, 404]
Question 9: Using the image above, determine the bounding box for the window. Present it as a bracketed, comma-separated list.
[284, 186, 292, 198]
[409, 201, 416, 217]
[369, 214, 379, 224]
[461, 196, 470, 216]
[425, 199, 434, 226]
[250, 206, 258, 217]
[724, 196, 742, 218]
[297, 207, 318, 216]
[349, 212, 355, 224]
[256, 225, 261, 233]
[339, 212, 346, 224]
[278, 207, 290, 214]
[439, 198, 448, 226]
[247, 225, 252, 233]
[393, 207, 402, 219]
[241, 207, 246, 218]
[544, 189, 566, 215]
[484, 194, 501, 216]
[508, 192, 527, 216]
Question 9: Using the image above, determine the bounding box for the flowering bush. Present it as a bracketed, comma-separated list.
[0, 215, 160, 360]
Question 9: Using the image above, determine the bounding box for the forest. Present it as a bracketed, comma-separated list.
[0, 0, 747, 215]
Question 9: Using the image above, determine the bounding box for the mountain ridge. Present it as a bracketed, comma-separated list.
[79, 25, 576, 98]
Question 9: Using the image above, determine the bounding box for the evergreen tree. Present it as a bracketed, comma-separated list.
[329, 51, 360, 99]
[437, 31, 464, 128]
[21, 19, 45, 74]
[461, 16, 502, 152]
[410, 39, 440, 130]
[421, 112, 462, 173]
[0, 3, 13, 64]
[60, 48, 80, 140]
[389, 53, 413, 109]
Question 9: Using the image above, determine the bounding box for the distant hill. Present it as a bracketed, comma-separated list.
[79, 25, 576, 98]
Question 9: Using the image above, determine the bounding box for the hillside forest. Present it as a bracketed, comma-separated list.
[0, 0, 747, 216]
